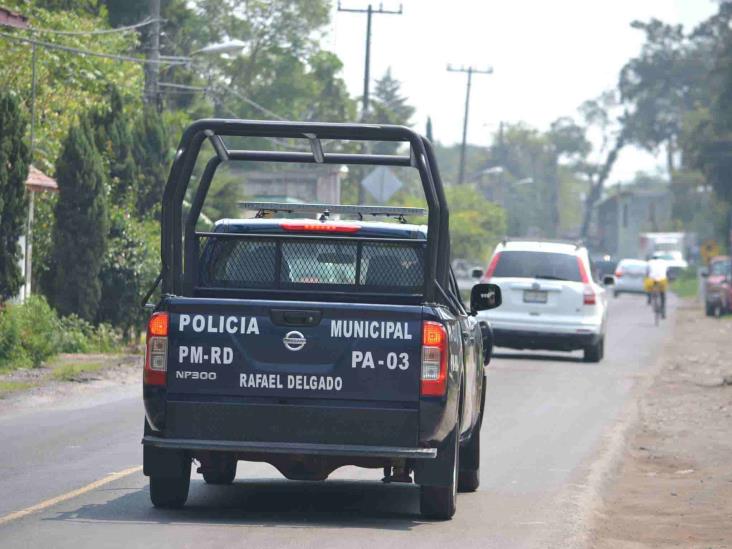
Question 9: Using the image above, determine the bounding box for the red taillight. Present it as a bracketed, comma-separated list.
[421, 321, 448, 397]
[280, 222, 360, 233]
[576, 256, 590, 283]
[482, 252, 501, 281]
[144, 312, 168, 386]
[583, 285, 597, 305]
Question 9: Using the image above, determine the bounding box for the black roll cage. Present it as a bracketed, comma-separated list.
[160, 119, 452, 308]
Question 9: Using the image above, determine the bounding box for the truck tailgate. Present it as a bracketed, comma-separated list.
[166, 297, 422, 404]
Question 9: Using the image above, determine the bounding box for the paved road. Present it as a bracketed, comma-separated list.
[0, 295, 674, 548]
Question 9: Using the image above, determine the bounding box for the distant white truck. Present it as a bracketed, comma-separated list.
[639, 232, 689, 277]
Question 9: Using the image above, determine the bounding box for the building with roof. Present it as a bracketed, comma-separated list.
[595, 188, 672, 259]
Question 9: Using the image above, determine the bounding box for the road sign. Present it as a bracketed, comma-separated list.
[361, 166, 403, 203]
[701, 239, 720, 265]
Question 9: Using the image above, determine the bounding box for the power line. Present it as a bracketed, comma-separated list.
[24, 16, 162, 36]
[447, 64, 492, 184]
[0, 30, 186, 66]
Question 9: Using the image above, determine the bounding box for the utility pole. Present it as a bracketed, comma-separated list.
[338, 2, 402, 203]
[337, 2, 402, 121]
[144, 0, 161, 107]
[447, 64, 492, 184]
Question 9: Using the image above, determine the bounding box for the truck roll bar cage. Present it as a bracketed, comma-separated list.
[160, 119, 451, 306]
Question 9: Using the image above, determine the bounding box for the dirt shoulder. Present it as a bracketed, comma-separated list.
[0, 353, 141, 414]
[590, 301, 732, 548]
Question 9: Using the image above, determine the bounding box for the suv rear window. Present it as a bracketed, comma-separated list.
[198, 236, 424, 293]
[493, 251, 583, 282]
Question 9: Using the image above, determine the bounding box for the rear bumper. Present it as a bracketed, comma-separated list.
[493, 328, 600, 351]
[142, 435, 436, 460]
[160, 399, 420, 447]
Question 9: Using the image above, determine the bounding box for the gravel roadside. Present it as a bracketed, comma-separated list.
[590, 301, 732, 548]
[0, 353, 141, 414]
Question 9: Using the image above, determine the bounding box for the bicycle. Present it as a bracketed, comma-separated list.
[649, 280, 665, 326]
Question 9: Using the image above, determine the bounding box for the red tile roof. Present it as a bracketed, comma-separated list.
[25, 166, 58, 192]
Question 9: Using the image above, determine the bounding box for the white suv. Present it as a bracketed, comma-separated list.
[476, 240, 609, 362]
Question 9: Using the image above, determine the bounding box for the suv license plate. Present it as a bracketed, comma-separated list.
[523, 290, 548, 303]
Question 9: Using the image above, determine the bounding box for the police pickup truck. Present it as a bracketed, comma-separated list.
[142, 120, 501, 520]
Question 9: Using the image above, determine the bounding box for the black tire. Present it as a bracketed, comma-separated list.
[583, 337, 603, 363]
[420, 429, 459, 520]
[202, 458, 237, 485]
[150, 458, 191, 509]
[706, 302, 714, 317]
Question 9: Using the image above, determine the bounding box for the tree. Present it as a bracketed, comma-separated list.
[370, 69, 416, 154]
[0, 91, 30, 301]
[133, 107, 168, 218]
[91, 86, 138, 206]
[51, 118, 109, 321]
[98, 208, 158, 338]
[576, 91, 628, 239]
[619, 19, 712, 175]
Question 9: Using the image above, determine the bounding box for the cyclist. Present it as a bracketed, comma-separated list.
[644, 257, 668, 318]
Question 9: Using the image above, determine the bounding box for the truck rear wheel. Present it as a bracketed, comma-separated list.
[150, 459, 191, 509]
[420, 427, 459, 520]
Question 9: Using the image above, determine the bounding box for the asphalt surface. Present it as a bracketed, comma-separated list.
[0, 294, 674, 548]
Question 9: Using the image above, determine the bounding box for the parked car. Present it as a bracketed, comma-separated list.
[476, 239, 612, 362]
[613, 259, 648, 297]
[703, 255, 732, 317]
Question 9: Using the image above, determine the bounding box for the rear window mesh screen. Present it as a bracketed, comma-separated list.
[360, 242, 423, 288]
[198, 235, 424, 293]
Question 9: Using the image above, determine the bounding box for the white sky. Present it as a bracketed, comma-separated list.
[326, 0, 718, 182]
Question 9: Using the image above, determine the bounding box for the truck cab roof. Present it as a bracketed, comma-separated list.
[214, 218, 428, 240]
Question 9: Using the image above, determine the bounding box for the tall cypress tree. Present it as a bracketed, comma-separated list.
[51, 118, 109, 321]
[0, 91, 30, 301]
[133, 107, 168, 219]
[92, 87, 138, 206]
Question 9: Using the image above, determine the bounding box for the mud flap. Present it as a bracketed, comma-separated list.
[414, 425, 459, 487]
[143, 445, 189, 478]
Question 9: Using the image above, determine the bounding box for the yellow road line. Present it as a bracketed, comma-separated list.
[0, 465, 142, 526]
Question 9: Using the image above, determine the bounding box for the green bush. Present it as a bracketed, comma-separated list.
[0, 295, 122, 371]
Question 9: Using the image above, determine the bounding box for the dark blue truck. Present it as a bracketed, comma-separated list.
[142, 120, 501, 519]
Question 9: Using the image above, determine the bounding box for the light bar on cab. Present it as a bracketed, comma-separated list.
[239, 201, 427, 218]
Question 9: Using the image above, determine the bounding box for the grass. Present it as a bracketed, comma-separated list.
[0, 380, 36, 397]
[671, 270, 699, 299]
[51, 362, 105, 382]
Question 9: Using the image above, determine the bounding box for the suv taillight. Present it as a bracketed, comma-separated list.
[583, 285, 597, 305]
[482, 252, 501, 282]
[144, 312, 168, 386]
[421, 321, 448, 397]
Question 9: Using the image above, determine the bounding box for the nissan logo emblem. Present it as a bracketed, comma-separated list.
[283, 330, 307, 351]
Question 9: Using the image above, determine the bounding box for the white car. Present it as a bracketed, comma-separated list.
[613, 258, 648, 296]
[476, 240, 610, 362]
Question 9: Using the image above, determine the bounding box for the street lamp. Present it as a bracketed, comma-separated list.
[191, 39, 246, 56]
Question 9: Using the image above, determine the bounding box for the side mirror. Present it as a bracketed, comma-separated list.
[471, 267, 484, 279]
[471, 283, 502, 313]
[602, 275, 615, 286]
[700, 269, 709, 278]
